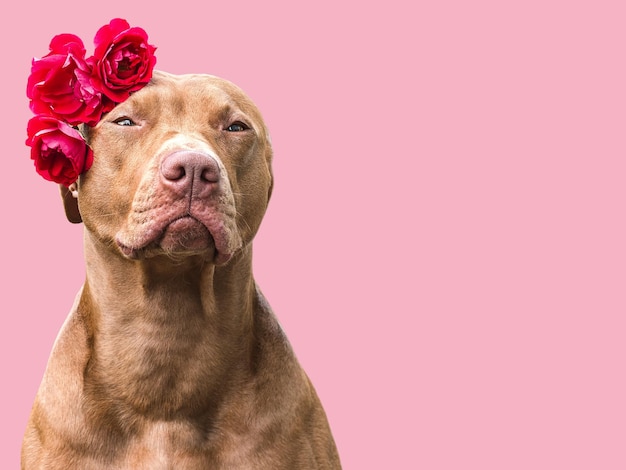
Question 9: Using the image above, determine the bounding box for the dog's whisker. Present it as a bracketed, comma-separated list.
[235, 210, 254, 235]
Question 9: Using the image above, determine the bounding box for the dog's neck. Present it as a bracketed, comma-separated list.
[78, 230, 258, 419]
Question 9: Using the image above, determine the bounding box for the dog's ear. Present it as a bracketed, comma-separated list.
[60, 184, 82, 224]
[264, 132, 274, 202]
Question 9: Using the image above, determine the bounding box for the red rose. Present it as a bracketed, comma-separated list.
[91, 18, 157, 103]
[27, 34, 105, 126]
[24, 19, 157, 185]
[26, 116, 93, 186]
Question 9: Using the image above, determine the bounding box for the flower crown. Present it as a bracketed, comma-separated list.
[25, 19, 157, 186]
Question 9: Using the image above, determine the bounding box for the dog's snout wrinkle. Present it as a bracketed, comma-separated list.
[160, 150, 220, 198]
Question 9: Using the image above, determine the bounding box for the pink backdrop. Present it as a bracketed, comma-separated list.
[3, 1, 626, 468]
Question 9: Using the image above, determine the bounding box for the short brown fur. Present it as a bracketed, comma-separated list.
[21, 71, 341, 469]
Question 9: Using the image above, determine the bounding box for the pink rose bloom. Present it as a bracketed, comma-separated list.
[27, 34, 104, 126]
[91, 18, 157, 103]
[26, 116, 93, 186]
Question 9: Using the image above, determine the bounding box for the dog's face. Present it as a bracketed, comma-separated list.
[65, 71, 273, 264]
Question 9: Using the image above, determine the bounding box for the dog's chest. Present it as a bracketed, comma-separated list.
[121, 420, 260, 469]
[134, 422, 175, 464]
[124, 421, 209, 468]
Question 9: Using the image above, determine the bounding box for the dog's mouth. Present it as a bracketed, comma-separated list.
[116, 216, 232, 264]
[159, 216, 213, 252]
[114, 169, 243, 265]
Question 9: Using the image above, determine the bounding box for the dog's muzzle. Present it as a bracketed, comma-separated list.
[115, 148, 241, 264]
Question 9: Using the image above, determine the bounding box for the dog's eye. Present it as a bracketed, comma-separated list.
[113, 117, 136, 127]
[226, 122, 249, 132]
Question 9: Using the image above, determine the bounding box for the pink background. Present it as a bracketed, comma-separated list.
[2, 1, 625, 468]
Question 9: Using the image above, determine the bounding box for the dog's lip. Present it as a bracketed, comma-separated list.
[159, 216, 213, 252]
[116, 215, 221, 261]
[116, 215, 234, 265]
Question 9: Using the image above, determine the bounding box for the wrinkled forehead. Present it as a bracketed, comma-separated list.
[119, 71, 263, 126]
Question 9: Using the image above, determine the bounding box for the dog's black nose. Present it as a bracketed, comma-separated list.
[160, 150, 220, 196]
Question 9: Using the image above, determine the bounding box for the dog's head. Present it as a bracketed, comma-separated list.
[62, 71, 273, 265]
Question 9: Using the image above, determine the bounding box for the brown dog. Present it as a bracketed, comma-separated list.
[21, 71, 341, 469]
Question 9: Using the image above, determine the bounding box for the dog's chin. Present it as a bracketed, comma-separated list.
[159, 217, 213, 253]
[117, 217, 232, 264]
